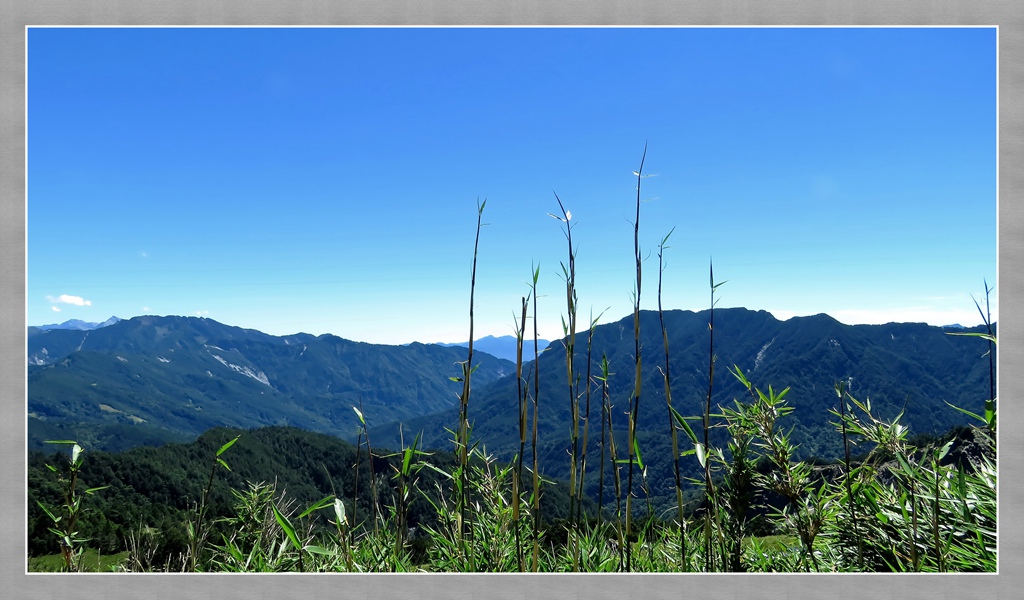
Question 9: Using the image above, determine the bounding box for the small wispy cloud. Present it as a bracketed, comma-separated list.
[142, 306, 151, 313]
[46, 294, 92, 306]
[51, 306, 61, 312]
[195, 310, 209, 316]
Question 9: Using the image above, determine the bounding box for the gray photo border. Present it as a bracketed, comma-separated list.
[3, 1, 1020, 598]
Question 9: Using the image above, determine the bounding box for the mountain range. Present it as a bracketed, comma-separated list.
[368, 308, 994, 507]
[26, 309, 994, 508]
[27, 315, 513, 451]
[30, 316, 122, 333]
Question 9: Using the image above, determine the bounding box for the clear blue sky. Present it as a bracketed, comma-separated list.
[27, 27, 997, 345]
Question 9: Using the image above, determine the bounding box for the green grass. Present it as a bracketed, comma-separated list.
[743, 534, 796, 552]
[29, 549, 129, 573]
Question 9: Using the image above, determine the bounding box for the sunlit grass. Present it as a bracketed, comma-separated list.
[29, 548, 129, 573]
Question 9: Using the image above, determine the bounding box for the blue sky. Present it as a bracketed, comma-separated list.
[27, 27, 997, 345]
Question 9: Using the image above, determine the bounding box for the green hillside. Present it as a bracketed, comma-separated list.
[28, 425, 588, 569]
[28, 315, 514, 451]
[370, 308, 993, 509]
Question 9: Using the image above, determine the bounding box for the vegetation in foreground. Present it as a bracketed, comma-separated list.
[29, 150, 996, 572]
[28, 410, 996, 573]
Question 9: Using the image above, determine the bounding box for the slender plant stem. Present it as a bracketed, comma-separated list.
[625, 143, 647, 572]
[702, 260, 724, 572]
[359, 397, 379, 538]
[351, 421, 362, 548]
[552, 193, 580, 569]
[933, 454, 944, 572]
[603, 354, 624, 571]
[529, 263, 541, 572]
[514, 294, 529, 572]
[835, 381, 863, 569]
[578, 311, 600, 526]
[657, 228, 685, 569]
[456, 198, 486, 567]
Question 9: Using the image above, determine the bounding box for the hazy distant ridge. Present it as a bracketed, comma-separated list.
[32, 316, 121, 332]
[434, 335, 552, 363]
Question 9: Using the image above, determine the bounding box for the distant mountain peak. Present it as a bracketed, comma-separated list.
[34, 316, 121, 331]
[431, 334, 552, 363]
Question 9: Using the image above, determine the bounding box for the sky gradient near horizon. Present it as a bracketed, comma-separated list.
[27, 27, 997, 345]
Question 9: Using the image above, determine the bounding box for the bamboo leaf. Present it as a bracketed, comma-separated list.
[943, 400, 986, 424]
[303, 545, 336, 556]
[935, 440, 955, 462]
[730, 365, 751, 390]
[216, 435, 240, 457]
[36, 501, 59, 523]
[660, 226, 675, 247]
[402, 446, 414, 476]
[272, 503, 302, 552]
[946, 331, 997, 345]
[298, 496, 335, 519]
[633, 437, 644, 471]
[420, 462, 454, 480]
[222, 537, 244, 562]
[895, 452, 914, 475]
[694, 443, 707, 469]
[670, 405, 699, 445]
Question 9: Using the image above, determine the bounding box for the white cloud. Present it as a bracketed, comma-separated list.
[195, 310, 209, 316]
[142, 306, 151, 312]
[46, 294, 92, 306]
[51, 306, 61, 312]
